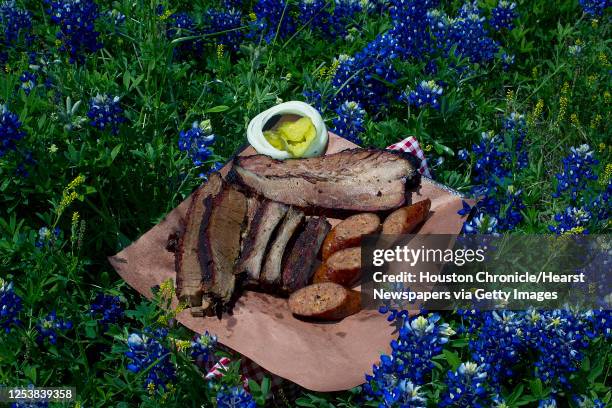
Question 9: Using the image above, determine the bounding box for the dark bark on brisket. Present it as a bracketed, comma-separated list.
[227, 148, 421, 212]
[282, 216, 331, 293]
[199, 185, 247, 309]
[235, 200, 288, 283]
[175, 173, 223, 307]
[260, 207, 305, 288]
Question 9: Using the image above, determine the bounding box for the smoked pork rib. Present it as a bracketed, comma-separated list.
[282, 216, 331, 293]
[227, 149, 421, 212]
[175, 173, 224, 307]
[260, 207, 305, 287]
[198, 184, 247, 315]
[235, 200, 288, 283]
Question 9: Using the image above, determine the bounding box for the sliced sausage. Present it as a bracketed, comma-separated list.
[321, 213, 380, 260]
[288, 282, 361, 320]
[314, 247, 361, 287]
[382, 198, 431, 234]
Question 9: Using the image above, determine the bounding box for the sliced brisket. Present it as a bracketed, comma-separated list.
[235, 200, 288, 283]
[175, 173, 224, 307]
[260, 207, 305, 287]
[199, 184, 247, 313]
[227, 148, 421, 212]
[282, 216, 331, 293]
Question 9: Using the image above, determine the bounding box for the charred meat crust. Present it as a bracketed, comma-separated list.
[226, 148, 421, 212]
[282, 216, 331, 293]
[260, 207, 305, 288]
[175, 173, 223, 307]
[198, 185, 247, 313]
[235, 200, 288, 282]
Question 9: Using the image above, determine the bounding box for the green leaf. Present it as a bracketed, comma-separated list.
[442, 350, 461, 371]
[529, 379, 543, 398]
[205, 105, 230, 113]
[110, 144, 123, 162]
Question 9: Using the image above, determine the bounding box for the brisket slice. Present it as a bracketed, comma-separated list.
[175, 173, 224, 307]
[198, 184, 247, 314]
[227, 148, 421, 212]
[235, 200, 288, 283]
[260, 207, 305, 287]
[282, 216, 331, 293]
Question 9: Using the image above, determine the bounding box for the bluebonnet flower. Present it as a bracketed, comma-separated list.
[503, 112, 528, 169]
[125, 329, 176, 391]
[203, 8, 243, 51]
[19, 71, 36, 95]
[36, 311, 73, 344]
[0, 104, 25, 157]
[489, 1, 518, 31]
[298, 0, 331, 35]
[216, 386, 257, 408]
[538, 398, 557, 408]
[166, 11, 203, 59]
[90, 293, 124, 328]
[380, 379, 427, 408]
[328, 0, 363, 37]
[579, 0, 610, 16]
[331, 32, 399, 112]
[403, 80, 443, 110]
[44, 0, 102, 64]
[87, 94, 126, 135]
[389, 0, 435, 59]
[501, 52, 514, 71]
[548, 206, 592, 234]
[178, 120, 216, 167]
[199, 161, 224, 179]
[573, 394, 607, 408]
[0, 0, 32, 45]
[364, 313, 455, 403]
[36, 226, 61, 248]
[104, 9, 126, 27]
[332, 101, 365, 145]
[457, 149, 468, 161]
[462, 213, 499, 234]
[190, 331, 217, 365]
[553, 145, 598, 201]
[251, 0, 295, 42]
[0, 279, 22, 333]
[440, 362, 490, 408]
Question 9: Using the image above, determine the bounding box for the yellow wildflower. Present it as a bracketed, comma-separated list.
[599, 143, 606, 152]
[601, 163, 611, 186]
[563, 226, 586, 235]
[527, 99, 544, 127]
[327, 58, 340, 80]
[172, 339, 192, 352]
[159, 9, 173, 21]
[587, 74, 598, 86]
[217, 44, 225, 59]
[590, 114, 602, 129]
[159, 279, 175, 299]
[604, 91, 611, 104]
[147, 382, 156, 395]
[570, 113, 579, 126]
[598, 52, 609, 66]
[249, 12, 257, 21]
[591, 19, 599, 28]
[531, 67, 538, 78]
[55, 39, 62, 47]
[505, 89, 514, 105]
[424, 144, 433, 152]
[49, 144, 58, 154]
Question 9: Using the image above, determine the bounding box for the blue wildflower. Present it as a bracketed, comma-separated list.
[364, 313, 455, 403]
[573, 394, 607, 408]
[539, 398, 557, 407]
[549, 206, 592, 234]
[199, 161, 224, 179]
[0, 0, 32, 46]
[328, 0, 363, 37]
[579, 0, 610, 16]
[381, 379, 427, 408]
[87, 94, 126, 135]
[403, 80, 444, 110]
[501, 52, 514, 71]
[458, 149, 469, 161]
[178, 120, 216, 167]
[298, 0, 331, 36]
[44, 0, 102, 64]
[216, 386, 257, 408]
[203, 8, 243, 51]
[440, 362, 490, 408]
[251, 0, 295, 42]
[90, 293, 124, 328]
[389, 0, 435, 59]
[553, 144, 599, 201]
[462, 213, 499, 234]
[36, 226, 61, 248]
[190, 331, 217, 365]
[0, 279, 22, 333]
[489, 1, 518, 31]
[332, 101, 365, 145]
[0, 104, 25, 157]
[167, 11, 203, 59]
[104, 9, 126, 27]
[36, 311, 73, 344]
[19, 71, 36, 95]
[125, 329, 176, 391]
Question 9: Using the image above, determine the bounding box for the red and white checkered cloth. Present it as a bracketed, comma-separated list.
[387, 136, 432, 178]
[207, 136, 429, 400]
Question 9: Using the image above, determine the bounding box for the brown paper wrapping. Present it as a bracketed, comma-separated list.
[108, 134, 467, 392]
